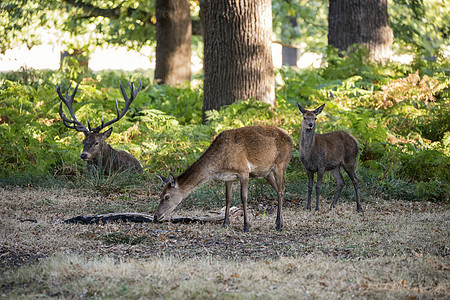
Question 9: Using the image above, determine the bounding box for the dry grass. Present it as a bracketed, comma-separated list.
[0, 186, 449, 299]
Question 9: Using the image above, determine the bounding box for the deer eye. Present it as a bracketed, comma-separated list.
[94, 142, 99, 146]
[164, 195, 170, 201]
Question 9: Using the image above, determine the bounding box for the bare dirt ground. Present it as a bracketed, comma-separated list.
[0, 186, 448, 299]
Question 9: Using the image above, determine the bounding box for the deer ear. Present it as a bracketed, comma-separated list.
[157, 174, 169, 184]
[168, 173, 177, 187]
[103, 127, 113, 139]
[314, 104, 325, 115]
[297, 103, 307, 114]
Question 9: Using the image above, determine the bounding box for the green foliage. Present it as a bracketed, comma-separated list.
[401, 149, 449, 182]
[274, 51, 449, 203]
[390, 0, 450, 58]
[1, 56, 449, 203]
[0, 80, 78, 177]
[272, 0, 328, 52]
[137, 83, 204, 125]
[0, 0, 157, 54]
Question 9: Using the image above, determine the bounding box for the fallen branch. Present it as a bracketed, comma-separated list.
[64, 207, 243, 225]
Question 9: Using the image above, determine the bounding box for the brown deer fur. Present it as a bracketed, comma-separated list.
[81, 128, 143, 174]
[155, 125, 294, 232]
[298, 103, 362, 212]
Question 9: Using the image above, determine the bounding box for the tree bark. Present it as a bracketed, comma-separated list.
[328, 0, 393, 62]
[202, 0, 274, 122]
[155, 0, 192, 85]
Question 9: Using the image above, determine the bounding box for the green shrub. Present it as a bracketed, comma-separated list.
[1, 66, 448, 203]
[400, 149, 449, 182]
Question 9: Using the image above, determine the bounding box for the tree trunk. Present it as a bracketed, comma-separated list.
[282, 17, 298, 67]
[202, 0, 274, 122]
[328, 0, 393, 62]
[60, 49, 89, 70]
[155, 0, 192, 85]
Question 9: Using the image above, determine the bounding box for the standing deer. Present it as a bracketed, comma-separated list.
[155, 125, 294, 232]
[297, 103, 362, 212]
[57, 80, 143, 174]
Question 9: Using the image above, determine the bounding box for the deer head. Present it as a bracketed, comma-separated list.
[155, 174, 185, 222]
[297, 103, 324, 131]
[79, 128, 113, 162]
[57, 79, 142, 163]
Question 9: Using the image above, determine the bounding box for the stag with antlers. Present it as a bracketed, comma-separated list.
[57, 79, 143, 175]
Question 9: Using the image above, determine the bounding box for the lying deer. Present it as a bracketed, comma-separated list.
[155, 125, 294, 232]
[298, 103, 362, 212]
[57, 80, 143, 174]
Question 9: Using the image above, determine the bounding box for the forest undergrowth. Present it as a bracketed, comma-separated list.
[1, 49, 448, 203]
[0, 49, 449, 299]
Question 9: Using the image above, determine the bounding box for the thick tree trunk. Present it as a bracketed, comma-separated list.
[202, 0, 274, 122]
[328, 0, 393, 62]
[155, 0, 192, 85]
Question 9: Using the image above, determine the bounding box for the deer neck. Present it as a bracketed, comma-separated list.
[300, 127, 316, 155]
[176, 154, 217, 197]
[93, 144, 116, 167]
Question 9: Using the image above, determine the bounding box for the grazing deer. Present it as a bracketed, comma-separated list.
[57, 80, 143, 174]
[297, 103, 362, 212]
[155, 125, 294, 232]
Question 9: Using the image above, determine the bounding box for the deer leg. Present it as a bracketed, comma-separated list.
[265, 171, 278, 190]
[274, 168, 285, 232]
[223, 181, 233, 227]
[315, 170, 324, 211]
[265, 170, 283, 231]
[306, 170, 314, 210]
[240, 175, 250, 233]
[344, 166, 362, 212]
[330, 167, 345, 210]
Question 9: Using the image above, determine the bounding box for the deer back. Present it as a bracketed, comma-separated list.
[313, 131, 359, 171]
[217, 125, 292, 173]
[179, 125, 293, 185]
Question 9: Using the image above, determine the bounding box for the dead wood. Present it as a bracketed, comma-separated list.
[63, 207, 243, 225]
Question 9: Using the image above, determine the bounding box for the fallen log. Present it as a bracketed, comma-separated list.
[64, 207, 243, 225]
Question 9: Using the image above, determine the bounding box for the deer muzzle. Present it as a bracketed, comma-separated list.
[306, 123, 315, 130]
[154, 214, 165, 223]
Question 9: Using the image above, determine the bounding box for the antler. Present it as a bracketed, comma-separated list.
[57, 82, 89, 133]
[89, 78, 142, 133]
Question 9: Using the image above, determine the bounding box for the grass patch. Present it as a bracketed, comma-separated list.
[0, 187, 448, 298]
[2, 253, 448, 299]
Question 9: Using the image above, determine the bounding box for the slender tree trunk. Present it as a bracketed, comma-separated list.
[202, 0, 274, 122]
[328, 0, 393, 62]
[282, 17, 298, 67]
[155, 0, 192, 85]
[60, 49, 89, 70]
